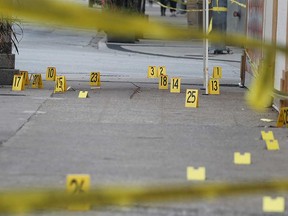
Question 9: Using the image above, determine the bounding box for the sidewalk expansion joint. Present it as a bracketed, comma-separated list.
[130, 82, 141, 99]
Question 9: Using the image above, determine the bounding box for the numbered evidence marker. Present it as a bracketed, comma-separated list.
[54, 76, 67, 93]
[276, 107, 288, 128]
[263, 196, 285, 213]
[265, 140, 280, 151]
[212, 66, 222, 79]
[46, 67, 57, 81]
[147, 66, 157, 78]
[78, 91, 88, 98]
[12, 74, 25, 91]
[208, 78, 220, 95]
[261, 131, 275, 141]
[31, 74, 43, 89]
[234, 152, 251, 165]
[159, 75, 169, 90]
[187, 167, 206, 181]
[170, 77, 181, 93]
[66, 174, 91, 211]
[185, 89, 199, 108]
[20, 71, 29, 85]
[90, 72, 101, 87]
[157, 66, 167, 76]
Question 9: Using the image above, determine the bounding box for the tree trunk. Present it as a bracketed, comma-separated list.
[106, 0, 143, 12]
[0, 22, 12, 54]
[105, 0, 146, 43]
[0, 21, 19, 85]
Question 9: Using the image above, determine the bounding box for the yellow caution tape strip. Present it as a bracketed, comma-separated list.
[156, 1, 227, 13]
[244, 49, 280, 110]
[212, 7, 228, 12]
[208, 18, 213, 34]
[1, 180, 288, 214]
[230, 0, 246, 8]
[0, 0, 287, 109]
[156, 1, 203, 12]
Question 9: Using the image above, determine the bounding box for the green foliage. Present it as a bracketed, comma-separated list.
[0, 18, 22, 54]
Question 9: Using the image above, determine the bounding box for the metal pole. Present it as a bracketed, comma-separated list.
[202, 0, 209, 94]
[205, 0, 209, 94]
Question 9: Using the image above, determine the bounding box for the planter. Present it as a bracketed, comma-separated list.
[106, 32, 136, 43]
[0, 69, 19, 85]
[0, 54, 15, 69]
[0, 21, 19, 85]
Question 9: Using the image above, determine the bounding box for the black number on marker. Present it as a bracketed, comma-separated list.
[161, 76, 167, 86]
[57, 77, 63, 89]
[48, 68, 55, 78]
[187, 90, 196, 103]
[284, 110, 288, 124]
[172, 79, 178, 89]
[159, 67, 164, 75]
[70, 179, 85, 194]
[211, 80, 218, 91]
[150, 67, 154, 76]
[14, 76, 21, 87]
[217, 67, 220, 76]
[91, 73, 98, 82]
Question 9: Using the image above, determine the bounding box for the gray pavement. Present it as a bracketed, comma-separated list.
[0, 1, 288, 216]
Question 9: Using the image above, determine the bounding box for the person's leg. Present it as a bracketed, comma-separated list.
[170, 0, 177, 16]
[163, 0, 167, 16]
[160, 0, 165, 16]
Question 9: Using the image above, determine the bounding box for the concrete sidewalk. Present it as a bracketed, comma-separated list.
[0, 78, 287, 215]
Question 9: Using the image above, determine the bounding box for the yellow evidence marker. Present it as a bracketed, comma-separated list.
[158, 66, 166, 76]
[78, 91, 88, 98]
[31, 74, 43, 89]
[90, 72, 101, 87]
[263, 196, 285, 213]
[185, 89, 199, 108]
[187, 167, 206, 181]
[46, 67, 57, 81]
[54, 76, 67, 93]
[261, 131, 275, 141]
[170, 77, 181, 93]
[209, 78, 220, 95]
[12, 74, 25, 91]
[212, 66, 222, 79]
[66, 174, 91, 211]
[147, 66, 157, 78]
[276, 107, 288, 128]
[20, 71, 29, 85]
[159, 75, 169, 90]
[265, 140, 280, 151]
[234, 152, 251, 165]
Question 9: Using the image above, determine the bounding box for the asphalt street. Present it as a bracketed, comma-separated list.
[0, 1, 288, 216]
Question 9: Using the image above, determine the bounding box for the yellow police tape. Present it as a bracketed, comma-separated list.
[156, 1, 203, 12]
[0, 0, 287, 110]
[156, 0, 227, 13]
[230, 0, 246, 8]
[1, 180, 288, 214]
[158, 0, 243, 10]
[245, 50, 275, 111]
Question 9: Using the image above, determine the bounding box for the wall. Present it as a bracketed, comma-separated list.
[274, 0, 287, 91]
[245, 0, 288, 109]
[227, 0, 247, 35]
